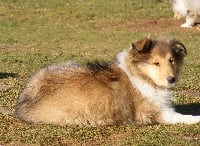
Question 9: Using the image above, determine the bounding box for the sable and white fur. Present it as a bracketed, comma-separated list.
[171, 0, 200, 27]
[14, 38, 200, 126]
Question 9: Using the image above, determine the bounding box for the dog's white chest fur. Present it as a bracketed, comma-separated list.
[117, 50, 173, 108]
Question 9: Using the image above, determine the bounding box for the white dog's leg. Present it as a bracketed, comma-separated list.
[181, 19, 195, 28]
[181, 10, 197, 28]
[162, 108, 200, 124]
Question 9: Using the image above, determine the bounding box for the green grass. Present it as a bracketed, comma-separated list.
[0, 0, 200, 145]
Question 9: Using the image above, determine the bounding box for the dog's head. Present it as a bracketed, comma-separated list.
[130, 38, 187, 88]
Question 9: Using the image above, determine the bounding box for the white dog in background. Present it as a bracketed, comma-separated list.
[171, 0, 200, 27]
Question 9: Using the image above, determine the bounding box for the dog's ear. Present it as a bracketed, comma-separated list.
[172, 40, 187, 58]
[132, 38, 152, 53]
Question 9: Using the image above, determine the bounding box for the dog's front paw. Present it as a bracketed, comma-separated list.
[181, 23, 193, 28]
[184, 116, 200, 124]
[177, 115, 200, 124]
[188, 116, 200, 124]
[162, 110, 200, 124]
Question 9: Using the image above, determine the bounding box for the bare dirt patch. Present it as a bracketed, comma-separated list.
[0, 44, 37, 54]
[96, 17, 200, 34]
[0, 84, 12, 90]
[180, 89, 200, 97]
[129, 18, 200, 34]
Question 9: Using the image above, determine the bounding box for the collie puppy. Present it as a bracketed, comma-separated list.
[14, 38, 200, 126]
[171, 0, 200, 27]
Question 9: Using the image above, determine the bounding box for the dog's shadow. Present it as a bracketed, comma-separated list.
[175, 103, 200, 115]
[0, 72, 18, 79]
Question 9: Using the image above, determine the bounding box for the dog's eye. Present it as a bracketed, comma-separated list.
[153, 62, 160, 66]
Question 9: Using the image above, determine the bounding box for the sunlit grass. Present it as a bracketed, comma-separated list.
[0, 0, 199, 145]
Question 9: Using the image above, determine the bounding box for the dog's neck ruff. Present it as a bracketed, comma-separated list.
[117, 50, 174, 108]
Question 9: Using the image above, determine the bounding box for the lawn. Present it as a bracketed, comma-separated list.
[0, 0, 200, 145]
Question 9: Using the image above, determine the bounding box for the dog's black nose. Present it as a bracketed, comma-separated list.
[167, 76, 176, 83]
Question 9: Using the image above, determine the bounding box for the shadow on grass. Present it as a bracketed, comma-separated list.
[0, 72, 18, 79]
[175, 103, 200, 115]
